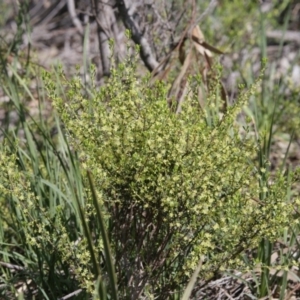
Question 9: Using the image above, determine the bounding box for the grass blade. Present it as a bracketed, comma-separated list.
[181, 258, 203, 300]
[87, 171, 118, 300]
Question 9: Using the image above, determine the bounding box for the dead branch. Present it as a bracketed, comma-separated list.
[91, 0, 112, 77]
[67, 0, 84, 35]
[115, 0, 159, 72]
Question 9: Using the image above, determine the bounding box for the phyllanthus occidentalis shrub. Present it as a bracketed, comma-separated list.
[45, 58, 296, 297]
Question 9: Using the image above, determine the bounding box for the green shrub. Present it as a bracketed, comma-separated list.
[45, 57, 296, 297]
[0, 140, 94, 298]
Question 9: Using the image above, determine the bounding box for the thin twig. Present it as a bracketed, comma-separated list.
[115, 0, 159, 72]
[267, 30, 300, 44]
[67, 0, 83, 35]
[0, 261, 24, 271]
[58, 289, 82, 300]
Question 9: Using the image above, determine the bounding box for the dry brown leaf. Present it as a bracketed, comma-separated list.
[151, 23, 227, 113]
[168, 50, 193, 112]
[191, 25, 212, 58]
[192, 35, 224, 55]
[175, 78, 189, 114]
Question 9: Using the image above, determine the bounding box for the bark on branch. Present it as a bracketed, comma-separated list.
[91, 0, 112, 77]
[115, 0, 159, 72]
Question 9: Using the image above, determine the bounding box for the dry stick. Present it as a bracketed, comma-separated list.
[115, 0, 159, 72]
[219, 287, 235, 300]
[110, 11, 123, 63]
[284, 282, 300, 300]
[39, 0, 67, 26]
[0, 261, 24, 271]
[266, 30, 300, 44]
[91, 0, 112, 77]
[90, 0, 111, 38]
[58, 289, 82, 300]
[67, 0, 83, 35]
